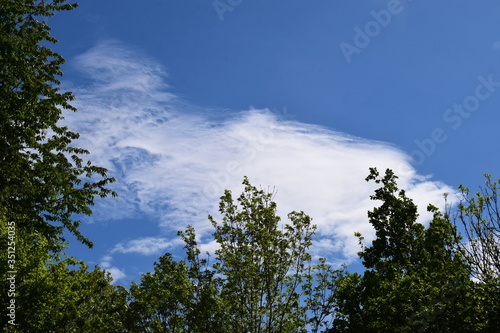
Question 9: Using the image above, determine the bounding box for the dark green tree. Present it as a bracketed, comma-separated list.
[1, 2, 119, 330]
[331, 168, 475, 332]
[0, 0, 116, 248]
[126, 225, 223, 333]
[0, 216, 128, 332]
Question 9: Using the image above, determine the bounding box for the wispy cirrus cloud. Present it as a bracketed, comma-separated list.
[64, 41, 455, 266]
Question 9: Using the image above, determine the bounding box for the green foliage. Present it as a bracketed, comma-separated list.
[303, 258, 348, 333]
[0, 0, 116, 248]
[127, 177, 344, 333]
[0, 217, 128, 332]
[1, 2, 121, 331]
[210, 177, 315, 332]
[452, 174, 500, 329]
[331, 168, 476, 332]
[126, 229, 224, 333]
[454, 174, 500, 282]
[125, 172, 500, 332]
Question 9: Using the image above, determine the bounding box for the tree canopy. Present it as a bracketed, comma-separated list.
[1, 1, 119, 331]
[330, 168, 477, 332]
[453, 174, 500, 282]
[125, 177, 344, 333]
[0, 0, 116, 248]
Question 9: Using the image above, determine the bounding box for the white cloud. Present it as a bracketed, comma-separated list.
[112, 237, 181, 256]
[64, 41, 456, 263]
[100, 255, 126, 283]
[106, 267, 126, 283]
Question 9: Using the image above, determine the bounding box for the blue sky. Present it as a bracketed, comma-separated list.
[48, 1, 500, 285]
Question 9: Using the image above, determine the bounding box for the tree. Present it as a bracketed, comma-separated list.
[126, 227, 224, 333]
[331, 168, 475, 332]
[0, 216, 128, 332]
[453, 174, 500, 282]
[210, 177, 317, 332]
[451, 174, 500, 329]
[1, 2, 120, 330]
[0, 0, 116, 248]
[127, 177, 343, 332]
